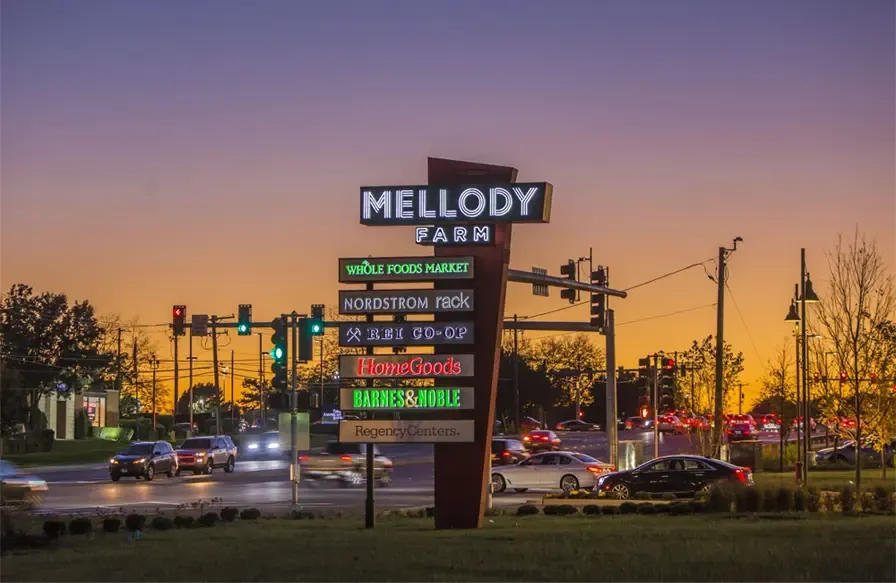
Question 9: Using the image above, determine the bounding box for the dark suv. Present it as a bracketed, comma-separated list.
[109, 441, 178, 481]
[175, 436, 238, 475]
[491, 439, 530, 465]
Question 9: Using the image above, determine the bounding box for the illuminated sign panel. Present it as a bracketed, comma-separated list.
[339, 387, 475, 411]
[338, 420, 475, 443]
[415, 225, 493, 246]
[338, 354, 474, 379]
[360, 183, 552, 225]
[338, 322, 474, 347]
[338, 256, 474, 284]
[338, 289, 474, 315]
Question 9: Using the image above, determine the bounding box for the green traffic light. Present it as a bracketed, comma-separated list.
[238, 324, 248, 333]
[270, 347, 284, 361]
[312, 323, 321, 333]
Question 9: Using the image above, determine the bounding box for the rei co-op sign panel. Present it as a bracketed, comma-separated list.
[338, 256, 474, 284]
[359, 183, 553, 225]
[338, 289, 474, 315]
[340, 387, 475, 412]
[339, 322, 473, 347]
[339, 420, 475, 443]
[338, 354, 474, 379]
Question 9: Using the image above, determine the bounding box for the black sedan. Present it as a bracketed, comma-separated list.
[594, 455, 753, 500]
[109, 441, 178, 481]
[556, 420, 601, 432]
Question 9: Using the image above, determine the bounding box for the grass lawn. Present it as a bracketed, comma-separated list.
[754, 470, 895, 490]
[3, 515, 894, 581]
[2, 439, 126, 468]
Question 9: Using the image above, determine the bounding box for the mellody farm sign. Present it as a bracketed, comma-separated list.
[359, 183, 553, 225]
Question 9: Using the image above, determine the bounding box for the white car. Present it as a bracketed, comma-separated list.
[491, 451, 614, 493]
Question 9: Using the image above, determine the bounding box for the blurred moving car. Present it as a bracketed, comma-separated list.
[520, 417, 542, 432]
[595, 455, 754, 499]
[491, 438, 530, 465]
[758, 414, 781, 431]
[175, 436, 238, 475]
[109, 441, 178, 481]
[556, 420, 601, 432]
[727, 421, 759, 441]
[656, 415, 686, 434]
[242, 431, 281, 459]
[624, 417, 651, 431]
[300, 442, 392, 486]
[0, 460, 47, 506]
[491, 451, 614, 494]
[522, 430, 561, 452]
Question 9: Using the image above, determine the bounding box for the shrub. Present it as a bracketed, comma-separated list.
[806, 488, 820, 513]
[762, 488, 777, 513]
[38, 429, 55, 452]
[151, 516, 173, 531]
[776, 487, 793, 512]
[840, 486, 855, 514]
[793, 489, 807, 512]
[860, 492, 875, 513]
[707, 487, 731, 513]
[102, 518, 121, 533]
[42, 520, 66, 539]
[240, 508, 261, 520]
[425, 507, 435, 518]
[553, 505, 578, 516]
[619, 502, 638, 515]
[872, 487, 893, 513]
[654, 503, 671, 514]
[197, 512, 219, 527]
[542, 505, 559, 515]
[636, 503, 656, 515]
[600, 505, 619, 515]
[582, 505, 602, 516]
[689, 500, 707, 514]
[125, 514, 146, 532]
[668, 501, 691, 516]
[740, 487, 761, 513]
[68, 517, 93, 536]
[290, 510, 316, 520]
[74, 409, 90, 440]
[220, 507, 239, 522]
[516, 504, 539, 517]
[820, 492, 836, 513]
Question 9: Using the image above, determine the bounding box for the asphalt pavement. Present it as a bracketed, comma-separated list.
[31, 429, 808, 514]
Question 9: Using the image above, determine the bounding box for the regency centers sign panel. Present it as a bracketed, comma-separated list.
[338, 354, 474, 379]
[339, 420, 475, 444]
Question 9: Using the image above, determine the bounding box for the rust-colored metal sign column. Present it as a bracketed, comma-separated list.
[429, 157, 516, 529]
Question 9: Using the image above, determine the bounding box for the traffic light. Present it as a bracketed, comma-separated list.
[638, 357, 651, 377]
[298, 317, 314, 362]
[270, 317, 287, 390]
[813, 372, 820, 382]
[590, 266, 607, 333]
[310, 304, 325, 336]
[560, 259, 576, 303]
[237, 304, 252, 336]
[839, 371, 848, 382]
[660, 358, 676, 410]
[172, 305, 187, 336]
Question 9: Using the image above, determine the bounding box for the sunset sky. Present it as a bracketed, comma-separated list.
[2, 0, 894, 408]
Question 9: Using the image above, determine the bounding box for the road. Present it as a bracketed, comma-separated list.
[32, 429, 808, 514]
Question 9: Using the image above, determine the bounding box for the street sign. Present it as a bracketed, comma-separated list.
[338, 419, 475, 443]
[338, 322, 474, 347]
[415, 225, 493, 246]
[338, 354, 475, 379]
[339, 387, 475, 411]
[339, 289, 474, 315]
[532, 267, 549, 297]
[339, 256, 474, 284]
[359, 183, 553, 225]
[190, 314, 209, 337]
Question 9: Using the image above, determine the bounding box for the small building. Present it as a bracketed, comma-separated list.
[37, 384, 120, 440]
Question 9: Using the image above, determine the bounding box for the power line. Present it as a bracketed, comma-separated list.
[622, 257, 717, 292]
[616, 303, 717, 327]
[724, 282, 763, 364]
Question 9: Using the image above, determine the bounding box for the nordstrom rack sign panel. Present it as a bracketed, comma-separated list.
[359, 183, 553, 225]
[338, 289, 474, 314]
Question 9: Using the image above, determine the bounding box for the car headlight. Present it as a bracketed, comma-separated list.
[195, 452, 205, 458]
[110, 458, 119, 464]
[267, 442, 279, 450]
[135, 458, 146, 464]
[597, 476, 607, 486]
[248, 443, 259, 450]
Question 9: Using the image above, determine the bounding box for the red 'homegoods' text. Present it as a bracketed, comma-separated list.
[357, 356, 464, 377]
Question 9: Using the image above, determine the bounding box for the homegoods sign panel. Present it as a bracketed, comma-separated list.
[338, 354, 474, 379]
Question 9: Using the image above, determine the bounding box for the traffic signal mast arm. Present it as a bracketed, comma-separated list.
[507, 268, 627, 298]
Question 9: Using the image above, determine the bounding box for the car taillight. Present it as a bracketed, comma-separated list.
[340, 456, 353, 462]
[734, 468, 747, 483]
[726, 429, 732, 434]
[299, 456, 309, 461]
[522, 436, 530, 442]
[502, 451, 510, 457]
[586, 465, 603, 474]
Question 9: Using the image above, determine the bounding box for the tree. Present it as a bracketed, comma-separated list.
[535, 334, 605, 409]
[0, 284, 112, 433]
[495, 349, 562, 427]
[815, 232, 896, 483]
[757, 345, 798, 471]
[239, 377, 266, 411]
[676, 335, 745, 415]
[177, 382, 222, 413]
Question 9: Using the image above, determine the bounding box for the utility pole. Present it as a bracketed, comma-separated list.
[150, 355, 159, 431]
[230, 349, 235, 428]
[513, 314, 520, 434]
[319, 332, 325, 410]
[116, 329, 122, 395]
[290, 312, 300, 506]
[211, 316, 222, 435]
[713, 237, 742, 458]
[258, 333, 265, 426]
[173, 335, 179, 421]
[604, 309, 618, 468]
[799, 247, 810, 486]
[133, 334, 139, 421]
[794, 316, 802, 470]
[188, 331, 194, 433]
[738, 382, 744, 415]
[652, 353, 660, 459]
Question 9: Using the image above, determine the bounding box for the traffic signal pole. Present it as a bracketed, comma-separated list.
[365, 283, 376, 529]
[290, 312, 300, 506]
[173, 336, 179, 420]
[604, 309, 618, 468]
[211, 316, 222, 435]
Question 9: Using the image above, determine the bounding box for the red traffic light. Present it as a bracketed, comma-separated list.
[839, 372, 848, 381]
[173, 307, 183, 317]
[813, 372, 820, 381]
[869, 373, 877, 381]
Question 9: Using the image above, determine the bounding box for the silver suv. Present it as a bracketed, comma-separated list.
[175, 435, 238, 475]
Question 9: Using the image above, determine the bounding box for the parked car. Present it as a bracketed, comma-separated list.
[491, 451, 614, 494]
[595, 455, 754, 499]
[0, 460, 47, 506]
[491, 438, 530, 465]
[110, 441, 178, 481]
[175, 435, 238, 475]
[522, 430, 561, 452]
[556, 420, 601, 432]
[815, 439, 895, 467]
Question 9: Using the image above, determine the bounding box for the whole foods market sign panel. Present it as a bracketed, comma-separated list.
[340, 387, 475, 411]
[339, 322, 473, 347]
[339, 289, 474, 315]
[339, 256, 474, 284]
[339, 354, 474, 379]
[360, 183, 552, 225]
[339, 420, 475, 443]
